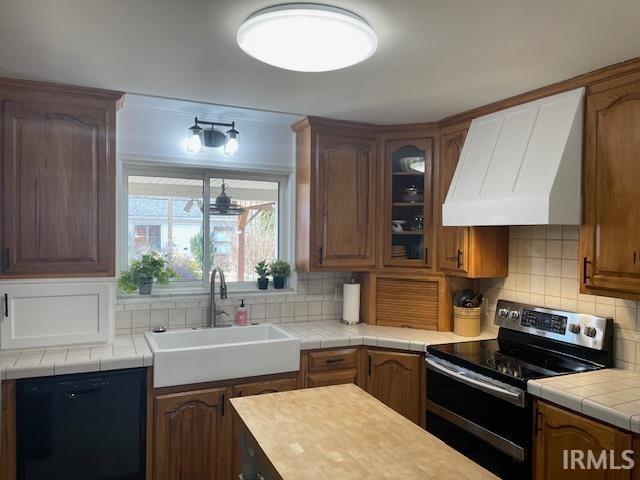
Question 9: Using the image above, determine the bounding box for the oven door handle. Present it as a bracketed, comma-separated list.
[426, 357, 526, 407]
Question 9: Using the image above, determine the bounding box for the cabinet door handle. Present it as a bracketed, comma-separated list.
[634, 252, 637, 265]
[582, 257, 592, 284]
[221, 393, 225, 417]
[456, 249, 463, 269]
[4, 293, 8, 318]
[368, 355, 372, 376]
[534, 410, 543, 434]
[326, 358, 345, 364]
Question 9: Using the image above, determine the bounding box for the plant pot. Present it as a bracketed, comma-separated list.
[138, 276, 154, 295]
[257, 277, 269, 290]
[273, 276, 286, 289]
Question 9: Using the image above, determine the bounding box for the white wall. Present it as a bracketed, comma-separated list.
[117, 94, 299, 173]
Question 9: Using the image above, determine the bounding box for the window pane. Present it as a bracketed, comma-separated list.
[209, 178, 278, 283]
[128, 176, 204, 282]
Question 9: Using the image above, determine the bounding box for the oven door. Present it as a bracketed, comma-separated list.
[425, 355, 531, 480]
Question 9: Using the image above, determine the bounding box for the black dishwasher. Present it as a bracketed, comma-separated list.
[16, 368, 147, 480]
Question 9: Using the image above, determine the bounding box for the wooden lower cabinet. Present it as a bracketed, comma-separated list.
[154, 387, 228, 480]
[307, 369, 358, 388]
[534, 400, 633, 480]
[302, 348, 364, 390]
[365, 350, 423, 425]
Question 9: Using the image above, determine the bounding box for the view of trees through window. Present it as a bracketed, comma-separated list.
[127, 175, 278, 285]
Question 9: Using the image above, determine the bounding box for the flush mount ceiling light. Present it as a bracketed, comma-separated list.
[237, 3, 377, 72]
[186, 117, 240, 155]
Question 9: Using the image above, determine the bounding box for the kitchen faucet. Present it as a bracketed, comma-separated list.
[209, 266, 228, 327]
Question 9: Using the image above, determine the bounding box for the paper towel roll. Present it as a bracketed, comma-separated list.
[342, 283, 361, 324]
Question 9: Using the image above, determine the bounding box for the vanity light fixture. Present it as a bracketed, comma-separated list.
[186, 117, 240, 155]
[237, 3, 377, 72]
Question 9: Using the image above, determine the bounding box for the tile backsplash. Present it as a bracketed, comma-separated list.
[480, 225, 639, 370]
[115, 272, 350, 336]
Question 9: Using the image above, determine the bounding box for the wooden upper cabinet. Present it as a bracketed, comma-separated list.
[534, 400, 632, 480]
[437, 123, 508, 278]
[0, 77, 121, 278]
[293, 118, 377, 271]
[438, 126, 469, 273]
[383, 137, 434, 268]
[581, 73, 640, 300]
[365, 350, 422, 424]
[154, 388, 228, 480]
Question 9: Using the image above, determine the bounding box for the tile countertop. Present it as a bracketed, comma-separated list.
[529, 369, 640, 433]
[0, 335, 153, 380]
[0, 320, 496, 381]
[278, 320, 497, 351]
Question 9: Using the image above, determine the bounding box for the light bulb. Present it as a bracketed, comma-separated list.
[224, 128, 239, 155]
[186, 124, 204, 154]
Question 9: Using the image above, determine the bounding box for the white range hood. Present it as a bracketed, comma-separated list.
[442, 87, 585, 226]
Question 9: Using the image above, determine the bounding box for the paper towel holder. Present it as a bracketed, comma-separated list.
[340, 276, 361, 325]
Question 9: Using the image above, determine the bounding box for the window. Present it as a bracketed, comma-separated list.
[209, 178, 278, 283]
[124, 170, 284, 291]
[127, 176, 205, 282]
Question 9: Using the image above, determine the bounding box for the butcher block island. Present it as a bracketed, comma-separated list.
[230, 384, 497, 479]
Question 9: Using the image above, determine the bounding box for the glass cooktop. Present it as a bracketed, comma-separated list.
[427, 339, 600, 387]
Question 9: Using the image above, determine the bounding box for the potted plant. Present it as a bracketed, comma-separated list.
[270, 259, 291, 289]
[255, 260, 270, 290]
[118, 253, 177, 295]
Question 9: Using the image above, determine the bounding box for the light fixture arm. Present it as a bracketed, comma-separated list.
[193, 117, 235, 129]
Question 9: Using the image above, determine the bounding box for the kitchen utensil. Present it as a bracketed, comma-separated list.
[400, 186, 423, 203]
[391, 220, 406, 232]
[453, 289, 477, 307]
[411, 213, 424, 232]
[470, 293, 484, 307]
[398, 156, 425, 173]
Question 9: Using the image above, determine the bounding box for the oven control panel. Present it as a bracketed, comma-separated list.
[494, 299, 611, 350]
[520, 309, 567, 334]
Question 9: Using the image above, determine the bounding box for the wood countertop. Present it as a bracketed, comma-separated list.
[230, 384, 497, 479]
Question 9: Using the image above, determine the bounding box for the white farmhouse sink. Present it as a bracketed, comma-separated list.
[145, 324, 300, 388]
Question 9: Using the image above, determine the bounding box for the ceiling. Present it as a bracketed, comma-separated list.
[1, 0, 640, 123]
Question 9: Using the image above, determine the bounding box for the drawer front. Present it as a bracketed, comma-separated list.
[308, 348, 358, 372]
[307, 370, 358, 388]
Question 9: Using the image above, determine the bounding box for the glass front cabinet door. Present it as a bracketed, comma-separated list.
[384, 138, 433, 268]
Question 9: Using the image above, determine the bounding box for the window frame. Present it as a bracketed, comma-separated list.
[119, 163, 293, 295]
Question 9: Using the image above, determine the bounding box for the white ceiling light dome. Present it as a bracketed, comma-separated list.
[237, 3, 378, 72]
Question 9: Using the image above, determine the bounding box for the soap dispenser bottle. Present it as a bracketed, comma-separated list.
[235, 299, 248, 326]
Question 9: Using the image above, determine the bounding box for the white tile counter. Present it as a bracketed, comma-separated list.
[0, 335, 152, 380]
[529, 369, 640, 433]
[0, 320, 496, 380]
[278, 320, 496, 351]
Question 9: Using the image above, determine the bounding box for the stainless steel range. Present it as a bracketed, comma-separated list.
[425, 299, 614, 480]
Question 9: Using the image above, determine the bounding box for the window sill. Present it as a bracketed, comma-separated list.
[117, 286, 297, 303]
